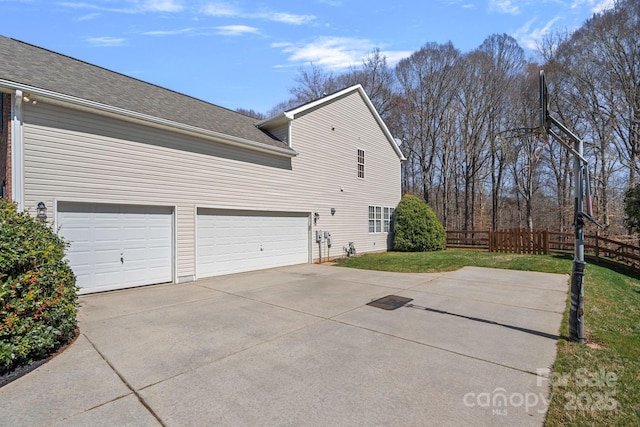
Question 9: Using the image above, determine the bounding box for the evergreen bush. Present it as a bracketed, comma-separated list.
[393, 195, 446, 252]
[0, 199, 78, 375]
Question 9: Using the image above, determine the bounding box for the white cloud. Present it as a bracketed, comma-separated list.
[570, 0, 587, 8]
[86, 36, 126, 46]
[215, 25, 260, 36]
[275, 37, 411, 70]
[279, 37, 372, 69]
[202, 2, 239, 17]
[139, 0, 183, 12]
[257, 12, 315, 25]
[60, 1, 314, 25]
[145, 26, 249, 37]
[383, 50, 414, 66]
[202, 2, 315, 25]
[76, 12, 99, 21]
[489, 0, 520, 15]
[58, 0, 183, 13]
[591, 0, 615, 13]
[271, 42, 293, 49]
[316, 0, 342, 5]
[570, 0, 615, 13]
[58, 2, 133, 13]
[513, 16, 560, 50]
[143, 27, 196, 36]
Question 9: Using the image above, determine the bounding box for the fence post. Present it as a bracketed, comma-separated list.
[489, 229, 493, 252]
[595, 232, 599, 264]
[538, 230, 543, 255]
[544, 229, 549, 254]
[509, 228, 514, 253]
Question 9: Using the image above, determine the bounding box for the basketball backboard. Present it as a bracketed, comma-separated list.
[539, 70, 549, 134]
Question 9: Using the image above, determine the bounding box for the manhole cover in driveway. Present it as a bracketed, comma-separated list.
[367, 295, 413, 310]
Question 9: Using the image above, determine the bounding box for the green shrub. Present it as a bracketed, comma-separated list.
[1, 199, 78, 375]
[393, 194, 446, 252]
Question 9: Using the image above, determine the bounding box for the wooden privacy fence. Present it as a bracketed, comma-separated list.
[446, 229, 640, 272]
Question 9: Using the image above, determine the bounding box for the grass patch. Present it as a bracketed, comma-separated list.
[336, 249, 572, 273]
[336, 249, 640, 426]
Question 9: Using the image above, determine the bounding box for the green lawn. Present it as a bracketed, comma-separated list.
[336, 249, 640, 426]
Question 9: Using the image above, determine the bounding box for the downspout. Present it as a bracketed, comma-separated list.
[11, 90, 24, 211]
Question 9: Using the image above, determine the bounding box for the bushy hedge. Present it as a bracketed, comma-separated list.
[1, 199, 78, 375]
[393, 194, 446, 252]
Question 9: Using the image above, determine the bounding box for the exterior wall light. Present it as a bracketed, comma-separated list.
[314, 212, 320, 225]
[36, 201, 47, 221]
[331, 208, 336, 216]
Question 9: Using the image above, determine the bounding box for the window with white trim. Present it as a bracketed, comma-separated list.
[384, 207, 395, 232]
[369, 205, 394, 233]
[368, 206, 375, 232]
[357, 149, 365, 179]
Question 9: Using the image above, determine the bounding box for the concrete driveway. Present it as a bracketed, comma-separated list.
[0, 264, 568, 426]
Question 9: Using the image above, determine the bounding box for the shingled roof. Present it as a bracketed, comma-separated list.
[0, 35, 292, 154]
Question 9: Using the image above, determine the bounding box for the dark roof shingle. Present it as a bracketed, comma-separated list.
[0, 35, 289, 151]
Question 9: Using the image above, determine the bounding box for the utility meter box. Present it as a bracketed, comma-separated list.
[324, 231, 332, 247]
[316, 230, 323, 243]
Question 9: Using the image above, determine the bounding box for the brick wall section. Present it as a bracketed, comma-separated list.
[0, 93, 11, 200]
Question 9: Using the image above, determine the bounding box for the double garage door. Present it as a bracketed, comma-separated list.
[58, 203, 173, 294]
[197, 209, 309, 278]
[58, 203, 309, 293]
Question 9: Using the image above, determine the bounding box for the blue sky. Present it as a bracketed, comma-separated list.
[1, 0, 614, 114]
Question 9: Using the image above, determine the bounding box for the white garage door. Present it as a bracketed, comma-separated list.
[197, 209, 309, 278]
[58, 203, 173, 294]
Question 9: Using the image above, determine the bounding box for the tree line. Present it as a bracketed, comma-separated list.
[241, 0, 639, 237]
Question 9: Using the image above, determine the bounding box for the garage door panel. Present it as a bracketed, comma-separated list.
[197, 210, 309, 278]
[58, 203, 172, 293]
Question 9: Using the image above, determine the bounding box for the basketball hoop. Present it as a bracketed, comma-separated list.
[538, 69, 603, 345]
[537, 126, 550, 144]
[497, 127, 544, 141]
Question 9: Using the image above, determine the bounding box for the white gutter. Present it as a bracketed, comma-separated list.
[0, 80, 298, 158]
[11, 89, 24, 211]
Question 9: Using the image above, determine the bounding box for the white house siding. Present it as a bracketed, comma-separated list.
[21, 102, 297, 280]
[286, 91, 402, 261]
[21, 89, 401, 283]
[266, 124, 289, 145]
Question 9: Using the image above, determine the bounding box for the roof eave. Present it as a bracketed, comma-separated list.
[255, 111, 293, 128]
[0, 80, 298, 158]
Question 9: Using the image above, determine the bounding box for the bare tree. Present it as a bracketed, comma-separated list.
[264, 1, 640, 236]
[394, 42, 461, 209]
[338, 48, 396, 121]
[289, 62, 339, 105]
[477, 34, 526, 230]
[548, 0, 639, 233]
[236, 108, 266, 120]
[508, 70, 545, 229]
[455, 50, 492, 230]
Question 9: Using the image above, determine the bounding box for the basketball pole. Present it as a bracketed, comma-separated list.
[547, 116, 587, 343]
[540, 69, 592, 343]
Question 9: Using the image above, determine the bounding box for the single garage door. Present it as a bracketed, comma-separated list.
[197, 209, 309, 278]
[58, 203, 173, 294]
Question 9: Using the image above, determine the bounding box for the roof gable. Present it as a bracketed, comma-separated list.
[258, 85, 405, 161]
[0, 35, 294, 156]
